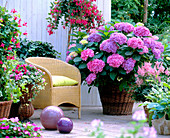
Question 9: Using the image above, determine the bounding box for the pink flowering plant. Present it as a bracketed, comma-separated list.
[0, 117, 42, 137]
[67, 22, 164, 91]
[134, 61, 169, 102]
[0, 7, 27, 102]
[7, 61, 46, 101]
[46, 0, 104, 35]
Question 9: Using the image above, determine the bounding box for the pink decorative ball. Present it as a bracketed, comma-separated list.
[40, 106, 64, 130]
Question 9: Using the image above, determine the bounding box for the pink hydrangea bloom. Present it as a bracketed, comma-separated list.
[90, 29, 98, 34]
[122, 58, 136, 74]
[139, 46, 149, 54]
[152, 48, 161, 59]
[87, 33, 102, 42]
[110, 33, 127, 45]
[66, 55, 72, 63]
[114, 22, 134, 33]
[150, 41, 164, 53]
[143, 38, 153, 48]
[68, 44, 76, 50]
[107, 54, 124, 68]
[100, 39, 118, 53]
[152, 35, 159, 40]
[134, 26, 151, 37]
[86, 73, 96, 85]
[127, 37, 144, 49]
[132, 110, 146, 121]
[81, 48, 94, 61]
[87, 59, 105, 73]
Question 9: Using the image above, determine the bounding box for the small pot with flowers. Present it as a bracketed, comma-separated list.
[0, 6, 27, 118]
[66, 22, 164, 115]
[9, 62, 46, 122]
[0, 117, 42, 137]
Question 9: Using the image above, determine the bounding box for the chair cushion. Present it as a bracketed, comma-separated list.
[52, 75, 78, 87]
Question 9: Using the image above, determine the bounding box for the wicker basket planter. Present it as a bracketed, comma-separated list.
[0, 100, 13, 119]
[98, 85, 134, 115]
[18, 84, 34, 121]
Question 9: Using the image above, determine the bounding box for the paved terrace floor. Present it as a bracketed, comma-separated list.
[30, 104, 169, 138]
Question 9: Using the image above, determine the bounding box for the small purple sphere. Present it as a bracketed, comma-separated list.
[40, 106, 64, 130]
[57, 117, 73, 133]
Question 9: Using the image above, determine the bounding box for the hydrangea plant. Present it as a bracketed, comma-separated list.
[66, 22, 164, 91]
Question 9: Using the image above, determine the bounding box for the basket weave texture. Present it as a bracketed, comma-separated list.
[98, 85, 134, 115]
[0, 100, 12, 119]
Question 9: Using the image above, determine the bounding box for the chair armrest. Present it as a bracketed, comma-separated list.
[25, 59, 53, 88]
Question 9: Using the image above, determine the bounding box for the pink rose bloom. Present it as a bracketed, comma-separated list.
[127, 37, 144, 49]
[122, 58, 136, 74]
[134, 26, 151, 37]
[139, 46, 149, 54]
[100, 39, 118, 53]
[87, 59, 105, 73]
[86, 73, 96, 85]
[81, 48, 94, 61]
[110, 33, 127, 45]
[107, 54, 124, 68]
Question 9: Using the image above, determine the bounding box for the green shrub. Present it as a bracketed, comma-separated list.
[17, 38, 61, 59]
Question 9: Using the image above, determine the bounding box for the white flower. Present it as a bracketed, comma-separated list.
[132, 110, 146, 121]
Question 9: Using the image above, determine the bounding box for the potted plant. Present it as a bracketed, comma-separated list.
[46, 0, 104, 46]
[66, 22, 164, 115]
[0, 6, 26, 118]
[0, 117, 42, 137]
[8, 61, 46, 122]
[145, 82, 170, 135]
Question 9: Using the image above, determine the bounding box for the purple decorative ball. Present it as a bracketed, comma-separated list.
[57, 117, 73, 133]
[40, 106, 64, 130]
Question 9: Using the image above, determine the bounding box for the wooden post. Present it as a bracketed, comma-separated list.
[67, 26, 72, 48]
[143, 0, 148, 24]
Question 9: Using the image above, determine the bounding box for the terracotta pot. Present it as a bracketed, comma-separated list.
[0, 100, 12, 119]
[98, 85, 134, 115]
[152, 115, 170, 135]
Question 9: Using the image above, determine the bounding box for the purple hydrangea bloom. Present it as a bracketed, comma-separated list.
[122, 58, 136, 74]
[152, 48, 161, 59]
[150, 40, 164, 53]
[110, 33, 127, 45]
[143, 38, 153, 48]
[100, 39, 118, 53]
[87, 33, 102, 43]
[114, 22, 134, 33]
[134, 26, 151, 37]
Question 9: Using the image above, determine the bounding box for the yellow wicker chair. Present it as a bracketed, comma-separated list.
[25, 57, 81, 118]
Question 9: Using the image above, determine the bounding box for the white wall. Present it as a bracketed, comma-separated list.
[0, 0, 111, 106]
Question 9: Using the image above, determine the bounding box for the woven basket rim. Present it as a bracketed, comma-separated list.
[0, 100, 13, 104]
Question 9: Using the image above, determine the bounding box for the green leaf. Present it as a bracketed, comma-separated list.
[110, 72, 117, 81]
[73, 57, 82, 62]
[93, 52, 103, 59]
[137, 49, 143, 52]
[69, 47, 78, 52]
[132, 55, 141, 61]
[100, 71, 107, 75]
[125, 51, 133, 56]
[86, 42, 94, 47]
[79, 63, 87, 69]
[118, 69, 126, 75]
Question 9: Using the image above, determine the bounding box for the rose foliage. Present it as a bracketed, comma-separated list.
[46, 0, 104, 35]
[66, 22, 164, 91]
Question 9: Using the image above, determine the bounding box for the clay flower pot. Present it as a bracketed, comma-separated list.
[152, 115, 170, 135]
